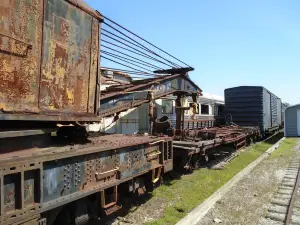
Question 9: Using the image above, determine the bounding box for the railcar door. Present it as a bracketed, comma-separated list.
[263, 90, 272, 130]
[39, 0, 99, 114]
[297, 110, 300, 136]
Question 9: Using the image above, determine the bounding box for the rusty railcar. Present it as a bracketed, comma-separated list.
[0, 0, 102, 126]
[153, 116, 260, 172]
[0, 134, 173, 225]
[0, 1, 174, 225]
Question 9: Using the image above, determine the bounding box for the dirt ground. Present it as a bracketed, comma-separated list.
[88, 193, 167, 225]
[197, 140, 300, 225]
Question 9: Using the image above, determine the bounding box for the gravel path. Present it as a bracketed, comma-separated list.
[197, 140, 300, 225]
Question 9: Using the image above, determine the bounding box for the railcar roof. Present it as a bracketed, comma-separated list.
[100, 74, 202, 100]
[66, 0, 103, 21]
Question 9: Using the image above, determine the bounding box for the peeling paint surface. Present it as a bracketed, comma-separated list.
[40, 0, 95, 113]
[24, 171, 37, 207]
[42, 140, 164, 203]
[0, 0, 43, 112]
[0, 0, 100, 117]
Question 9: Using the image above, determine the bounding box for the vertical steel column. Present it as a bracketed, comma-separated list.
[148, 91, 155, 135]
[175, 95, 183, 135]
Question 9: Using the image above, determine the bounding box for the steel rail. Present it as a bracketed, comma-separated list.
[285, 163, 300, 225]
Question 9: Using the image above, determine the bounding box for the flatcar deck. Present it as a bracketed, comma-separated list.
[0, 134, 171, 164]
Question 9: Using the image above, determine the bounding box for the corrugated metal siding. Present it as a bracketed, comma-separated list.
[271, 93, 278, 127]
[285, 106, 299, 137]
[262, 88, 271, 130]
[225, 86, 281, 135]
[225, 86, 264, 131]
[277, 98, 282, 126]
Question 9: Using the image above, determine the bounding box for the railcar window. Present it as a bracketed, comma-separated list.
[162, 100, 173, 114]
[218, 105, 224, 115]
[201, 104, 209, 115]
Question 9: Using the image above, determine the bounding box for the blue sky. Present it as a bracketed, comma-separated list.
[85, 0, 300, 104]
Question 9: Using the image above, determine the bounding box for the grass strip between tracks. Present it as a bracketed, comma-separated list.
[147, 133, 297, 225]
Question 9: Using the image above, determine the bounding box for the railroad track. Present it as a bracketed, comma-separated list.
[266, 158, 300, 224]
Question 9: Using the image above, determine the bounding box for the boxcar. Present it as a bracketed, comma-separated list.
[224, 86, 282, 137]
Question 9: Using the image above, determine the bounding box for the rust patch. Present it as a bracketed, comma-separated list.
[88, 18, 100, 113]
[39, 0, 94, 113]
[74, 77, 83, 111]
[0, 0, 43, 112]
[0, 0, 101, 119]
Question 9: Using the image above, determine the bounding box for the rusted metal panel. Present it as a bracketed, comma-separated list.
[24, 170, 38, 207]
[119, 146, 151, 179]
[0, 0, 102, 121]
[42, 143, 163, 202]
[43, 158, 84, 203]
[0, 134, 172, 224]
[0, 0, 43, 113]
[88, 18, 100, 113]
[40, 0, 93, 113]
[3, 173, 21, 213]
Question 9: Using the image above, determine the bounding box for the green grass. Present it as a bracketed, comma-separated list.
[146, 133, 297, 225]
[269, 137, 298, 159]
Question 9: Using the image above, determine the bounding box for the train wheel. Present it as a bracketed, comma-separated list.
[192, 155, 201, 170]
[193, 159, 201, 170]
[74, 200, 90, 225]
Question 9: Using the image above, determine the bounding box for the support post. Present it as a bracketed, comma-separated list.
[175, 95, 183, 136]
[147, 91, 155, 135]
[191, 93, 198, 120]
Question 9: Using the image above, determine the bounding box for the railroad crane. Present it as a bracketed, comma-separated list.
[0, 0, 197, 224]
